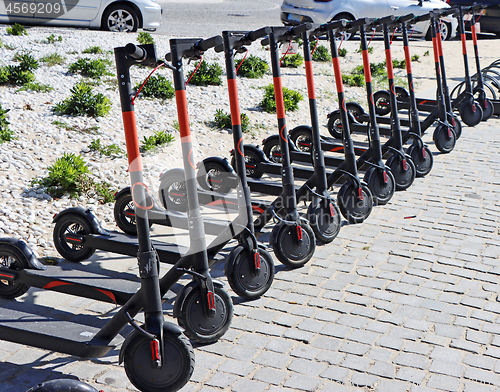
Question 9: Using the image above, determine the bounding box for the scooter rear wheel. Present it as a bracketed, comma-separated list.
[337, 182, 373, 224]
[373, 90, 391, 116]
[480, 98, 494, 121]
[159, 171, 188, 212]
[406, 144, 433, 177]
[363, 166, 395, 206]
[197, 161, 234, 193]
[306, 199, 341, 243]
[114, 190, 137, 235]
[290, 127, 313, 153]
[459, 100, 483, 127]
[271, 220, 316, 269]
[433, 124, 456, 154]
[230, 149, 264, 179]
[123, 329, 194, 392]
[177, 285, 233, 344]
[227, 247, 274, 299]
[386, 154, 416, 191]
[0, 243, 30, 299]
[53, 214, 95, 262]
[326, 111, 344, 139]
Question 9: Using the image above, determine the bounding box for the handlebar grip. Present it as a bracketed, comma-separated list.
[247, 26, 272, 42]
[413, 12, 431, 23]
[433, 7, 457, 17]
[348, 18, 370, 29]
[165, 52, 172, 62]
[471, 4, 483, 12]
[396, 13, 415, 24]
[125, 43, 146, 60]
[376, 15, 396, 25]
[290, 22, 312, 36]
[197, 35, 223, 51]
[214, 44, 224, 53]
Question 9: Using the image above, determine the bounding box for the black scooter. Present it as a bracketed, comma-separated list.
[0, 43, 210, 392]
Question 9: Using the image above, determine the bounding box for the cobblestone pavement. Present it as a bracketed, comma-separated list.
[1, 116, 500, 392]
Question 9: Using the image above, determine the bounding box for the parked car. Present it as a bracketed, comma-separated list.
[446, 0, 500, 37]
[281, 0, 458, 40]
[0, 0, 162, 32]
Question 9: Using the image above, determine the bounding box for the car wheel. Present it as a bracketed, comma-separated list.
[102, 4, 139, 32]
[332, 13, 356, 41]
[439, 20, 451, 41]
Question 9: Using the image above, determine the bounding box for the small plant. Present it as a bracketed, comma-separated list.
[135, 74, 174, 100]
[82, 45, 103, 54]
[310, 42, 330, 62]
[88, 138, 123, 156]
[0, 65, 35, 85]
[94, 181, 116, 203]
[260, 84, 303, 113]
[40, 53, 66, 67]
[0, 104, 14, 143]
[236, 55, 269, 78]
[13, 51, 39, 71]
[411, 54, 420, 62]
[342, 74, 365, 87]
[68, 58, 111, 79]
[172, 120, 180, 131]
[356, 44, 374, 54]
[137, 32, 155, 45]
[141, 130, 175, 152]
[53, 120, 100, 134]
[423, 50, 430, 57]
[187, 61, 223, 86]
[16, 82, 53, 93]
[6, 23, 27, 36]
[352, 61, 387, 78]
[338, 48, 348, 57]
[53, 81, 112, 117]
[45, 34, 62, 44]
[213, 109, 250, 133]
[392, 59, 406, 69]
[280, 53, 304, 68]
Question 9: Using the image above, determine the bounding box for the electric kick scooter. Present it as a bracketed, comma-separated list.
[0, 43, 205, 392]
[260, 17, 397, 205]
[111, 29, 275, 300]
[49, 40, 234, 344]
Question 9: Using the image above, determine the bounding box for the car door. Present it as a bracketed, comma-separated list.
[35, 0, 101, 23]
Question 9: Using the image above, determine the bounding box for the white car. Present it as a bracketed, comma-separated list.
[0, 0, 162, 32]
[281, 0, 458, 40]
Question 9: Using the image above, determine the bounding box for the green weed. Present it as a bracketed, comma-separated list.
[187, 61, 223, 86]
[280, 53, 303, 68]
[53, 81, 112, 117]
[213, 109, 250, 132]
[141, 130, 175, 152]
[260, 84, 303, 113]
[6, 23, 27, 36]
[135, 74, 174, 100]
[88, 138, 123, 156]
[236, 55, 269, 78]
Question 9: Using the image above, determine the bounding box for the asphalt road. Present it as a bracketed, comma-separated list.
[156, 0, 283, 37]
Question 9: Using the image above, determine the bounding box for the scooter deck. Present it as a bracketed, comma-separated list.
[0, 305, 123, 358]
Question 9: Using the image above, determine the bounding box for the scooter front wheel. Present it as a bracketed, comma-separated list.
[159, 171, 188, 212]
[271, 220, 316, 268]
[306, 199, 341, 243]
[433, 124, 456, 154]
[53, 213, 95, 262]
[0, 243, 30, 299]
[406, 144, 433, 177]
[123, 328, 194, 392]
[363, 166, 395, 206]
[386, 154, 416, 191]
[459, 100, 483, 127]
[337, 182, 373, 224]
[231, 149, 264, 179]
[227, 247, 274, 300]
[480, 98, 494, 121]
[177, 285, 233, 344]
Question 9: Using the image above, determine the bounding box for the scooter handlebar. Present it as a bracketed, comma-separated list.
[432, 6, 458, 18]
[374, 15, 396, 26]
[395, 13, 415, 24]
[247, 26, 272, 42]
[196, 35, 223, 51]
[311, 20, 346, 37]
[346, 17, 371, 29]
[125, 43, 146, 60]
[290, 22, 312, 37]
[412, 12, 431, 23]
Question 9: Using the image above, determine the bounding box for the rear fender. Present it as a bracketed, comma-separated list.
[52, 207, 108, 236]
[0, 237, 46, 270]
[173, 279, 224, 319]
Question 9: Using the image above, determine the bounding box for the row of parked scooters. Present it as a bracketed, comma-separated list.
[1, 4, 496, 392]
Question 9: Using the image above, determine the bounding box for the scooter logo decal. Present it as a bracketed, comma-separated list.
[4, 1, 80, 24]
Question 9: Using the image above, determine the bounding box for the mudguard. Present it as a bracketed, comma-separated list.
[197, 156, 235, 174]
[224, 245, 245, 277]
[0, 237, 46, 270]
[114, 185, 159, 211]
[52, 207, 108, 236]
[159, 167, 185, 183]
[262, 134, 298, 152]
[114, 186, 131, 201]
[242, 144, 269, 162]
[173, 279, 225, 319]
[119, 322, 185, 365]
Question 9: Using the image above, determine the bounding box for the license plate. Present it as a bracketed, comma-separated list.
[287, 13, 303, 22]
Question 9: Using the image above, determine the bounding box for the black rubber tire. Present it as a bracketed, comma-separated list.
[449, 115, 462, 139]
[386, 154, 416, 191]
[363, 166, 395, 206]
[373, 90, 391, 116]
[231, 149, 264, 179]
[480, 98, 494, 121]
[406, 144, 433, 178]
[433, 124, 456, 154]
[123, 329, 194, 392]
[177, 285, 233, 344]
[53, 214, 95, 262]
[306, 199, 341, 244]
[102, 4, 139, 32]
[227, 247, 275, 300]
[262, 140, 284, 164]
[0, 244, 30, 299]
[197, 161, 233, 193]
[272, 220, 316, 268]
[459, 101, 483, 127]
[159, 172, 188, 212]
[290, 127, 313, 153]
[337, 182, 373, 224]
[114, 190, 137, 235]
[327, 111, 344, 139]
[395, 86, 409, 99]
[345, 102, 366, 122]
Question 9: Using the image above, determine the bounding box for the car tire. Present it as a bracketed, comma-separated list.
[425, 19, 451, 41]
[102, 4, 139, 32]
